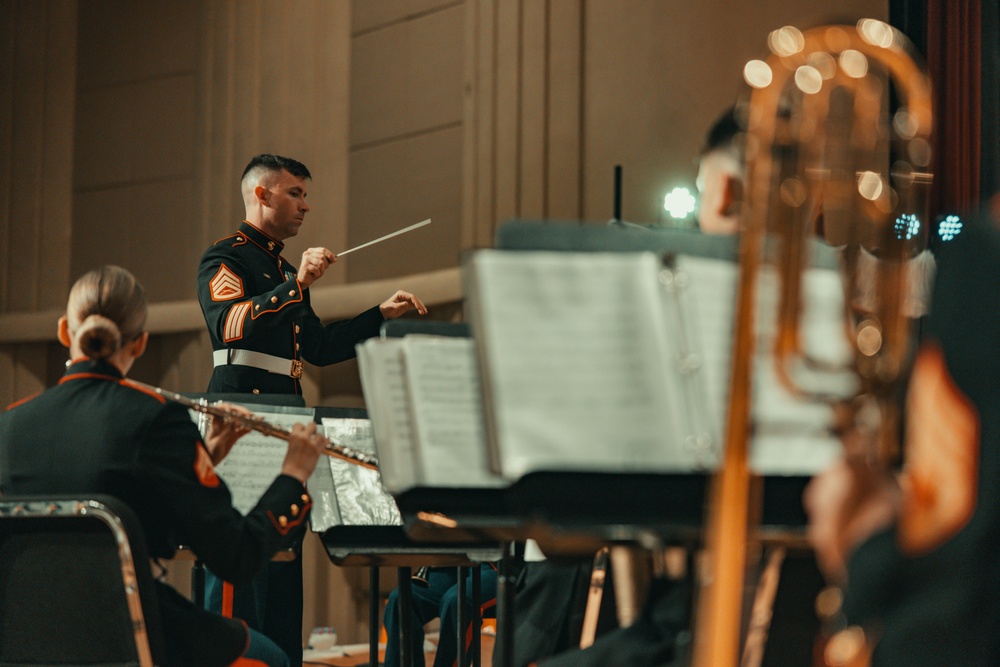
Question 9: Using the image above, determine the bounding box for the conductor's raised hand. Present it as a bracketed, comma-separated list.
[297, 247, 336, 288]
[379, 290, 428, 319]
[281, 421, 327, 484]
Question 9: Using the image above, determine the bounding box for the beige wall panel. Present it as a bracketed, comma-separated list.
[6, 1, 46, 314]
[73, 88, 133, 188]
[352, 0, 461, 35]
[38, 2, 77, 311]
[519, 0, 548, 219]
[469, 0, 497, 248]
[546, 0, 583, 221]
[74, 74, 196, 190]
[11, 343, 49, 404]
[128, 179, 200, 303]
[493, 0, 521, 227]
[0, 1, 13, 313]
[347, 126, 464, 282]
[75, 0, 198, 89]
[580, 0, 889, 225]
[72, 178, 197, 302]
[350, 4, 464, 147]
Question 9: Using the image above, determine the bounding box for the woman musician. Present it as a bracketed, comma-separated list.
[0, 265, 329, 667]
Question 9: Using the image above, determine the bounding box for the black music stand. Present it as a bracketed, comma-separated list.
[314, 404, 503, 667]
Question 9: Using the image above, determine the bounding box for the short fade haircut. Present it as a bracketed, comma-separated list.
[240, 153, 311, 183]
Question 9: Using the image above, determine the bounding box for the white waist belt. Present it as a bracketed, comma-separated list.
[213, 349, 303, 379]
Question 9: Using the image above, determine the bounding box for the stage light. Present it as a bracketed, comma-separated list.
[937, 214, 963, 241]
[663, 187, 696, 220]
[894, 213, 920, 240]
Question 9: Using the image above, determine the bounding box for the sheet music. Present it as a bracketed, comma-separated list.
[203, 408, 327, 516]
[315, 418, 401, 530]
[466, 250, 703, 478]
[674, 256, 854, 475]
[356, 338, 418, 494]
[402, 336, 506, 488]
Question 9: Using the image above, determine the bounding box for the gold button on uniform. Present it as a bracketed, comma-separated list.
[291, 504, 299, 517]
[271, 296, 278, 303]
[253, 389, 260, 395]
[236, 237, 243, 242]
[295, 325, 300, 334]
[267, 241, 275, 251]
[255, 305, 260, 311]
[295, 343, 300, 351]
[278, 516, 288, 528]
[301, 494, 309, 503]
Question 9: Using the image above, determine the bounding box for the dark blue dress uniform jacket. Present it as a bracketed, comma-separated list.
[198, 221, 385, 395]
[0, 358, 312, 667]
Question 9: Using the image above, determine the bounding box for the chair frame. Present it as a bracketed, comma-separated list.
[0, 496, 158, 667]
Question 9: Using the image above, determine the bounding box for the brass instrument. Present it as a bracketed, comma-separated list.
[411, 565, 432, 587]
[128, 380, 379, 471]
[691, 20, 932, 667]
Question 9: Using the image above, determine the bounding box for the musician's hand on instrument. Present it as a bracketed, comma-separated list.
[281, 421, 326, 484]
[204, 403, 254, 465]
[805, 457, 899, 583]
[379, 290, 428, 319]
[297, 247, 336, 288]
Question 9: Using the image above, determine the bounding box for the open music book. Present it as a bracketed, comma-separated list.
[315, 418, 401, 531]
[464, 250, 722, 478]
[356, 335, 506, 495]
[464, 245, 854, 479]
[191, 405, 397, 531]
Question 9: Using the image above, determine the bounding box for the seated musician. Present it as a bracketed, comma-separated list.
[806, 207, 1000, 665]
[383, 564, 499, 667]
[0, 265, 329, 667]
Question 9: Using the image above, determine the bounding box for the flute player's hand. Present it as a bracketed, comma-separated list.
[281, 421, 327, 484]
[297, 247, 336, 288]
[203, 403, 254, 465]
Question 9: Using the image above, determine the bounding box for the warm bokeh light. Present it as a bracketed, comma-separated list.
[807, 51, 837, 80]
[794, 65, 823, 94]
[857, 171, 884, 200]
[743, 59, 773, 88]
[768, 26, 805, 57]
[839, 49, 869, 78]
[857, 19, 895, 49]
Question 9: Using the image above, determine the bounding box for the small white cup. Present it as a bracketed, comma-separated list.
[308, 626, 338, 652]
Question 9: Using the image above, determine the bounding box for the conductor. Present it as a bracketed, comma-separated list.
[196, 153, 428, 665]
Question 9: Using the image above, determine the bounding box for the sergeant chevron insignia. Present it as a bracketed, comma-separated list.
[210, 263, 244, 301]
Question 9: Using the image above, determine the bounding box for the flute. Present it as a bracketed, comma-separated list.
[129, 380, 379, 471]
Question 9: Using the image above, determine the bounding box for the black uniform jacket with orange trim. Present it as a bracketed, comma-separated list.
[0, 358, 313, 667]
[198, 221, 385, 395]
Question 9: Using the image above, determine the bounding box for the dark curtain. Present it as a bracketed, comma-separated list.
[892, 0, 997, 219]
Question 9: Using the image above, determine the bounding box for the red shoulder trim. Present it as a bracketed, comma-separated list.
[6, 391, 42, 410]
[119, 379, 168, 403]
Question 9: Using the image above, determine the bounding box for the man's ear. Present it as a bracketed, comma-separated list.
[254, 184, 270, 206]
[57, 316, 71, 348]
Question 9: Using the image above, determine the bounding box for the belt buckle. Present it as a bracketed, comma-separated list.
[290, 359, 303, 379]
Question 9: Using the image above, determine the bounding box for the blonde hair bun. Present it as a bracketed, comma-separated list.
[75, 314, 122, 360]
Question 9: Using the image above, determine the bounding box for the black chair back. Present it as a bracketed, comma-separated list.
[0, 495, 166, 666]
